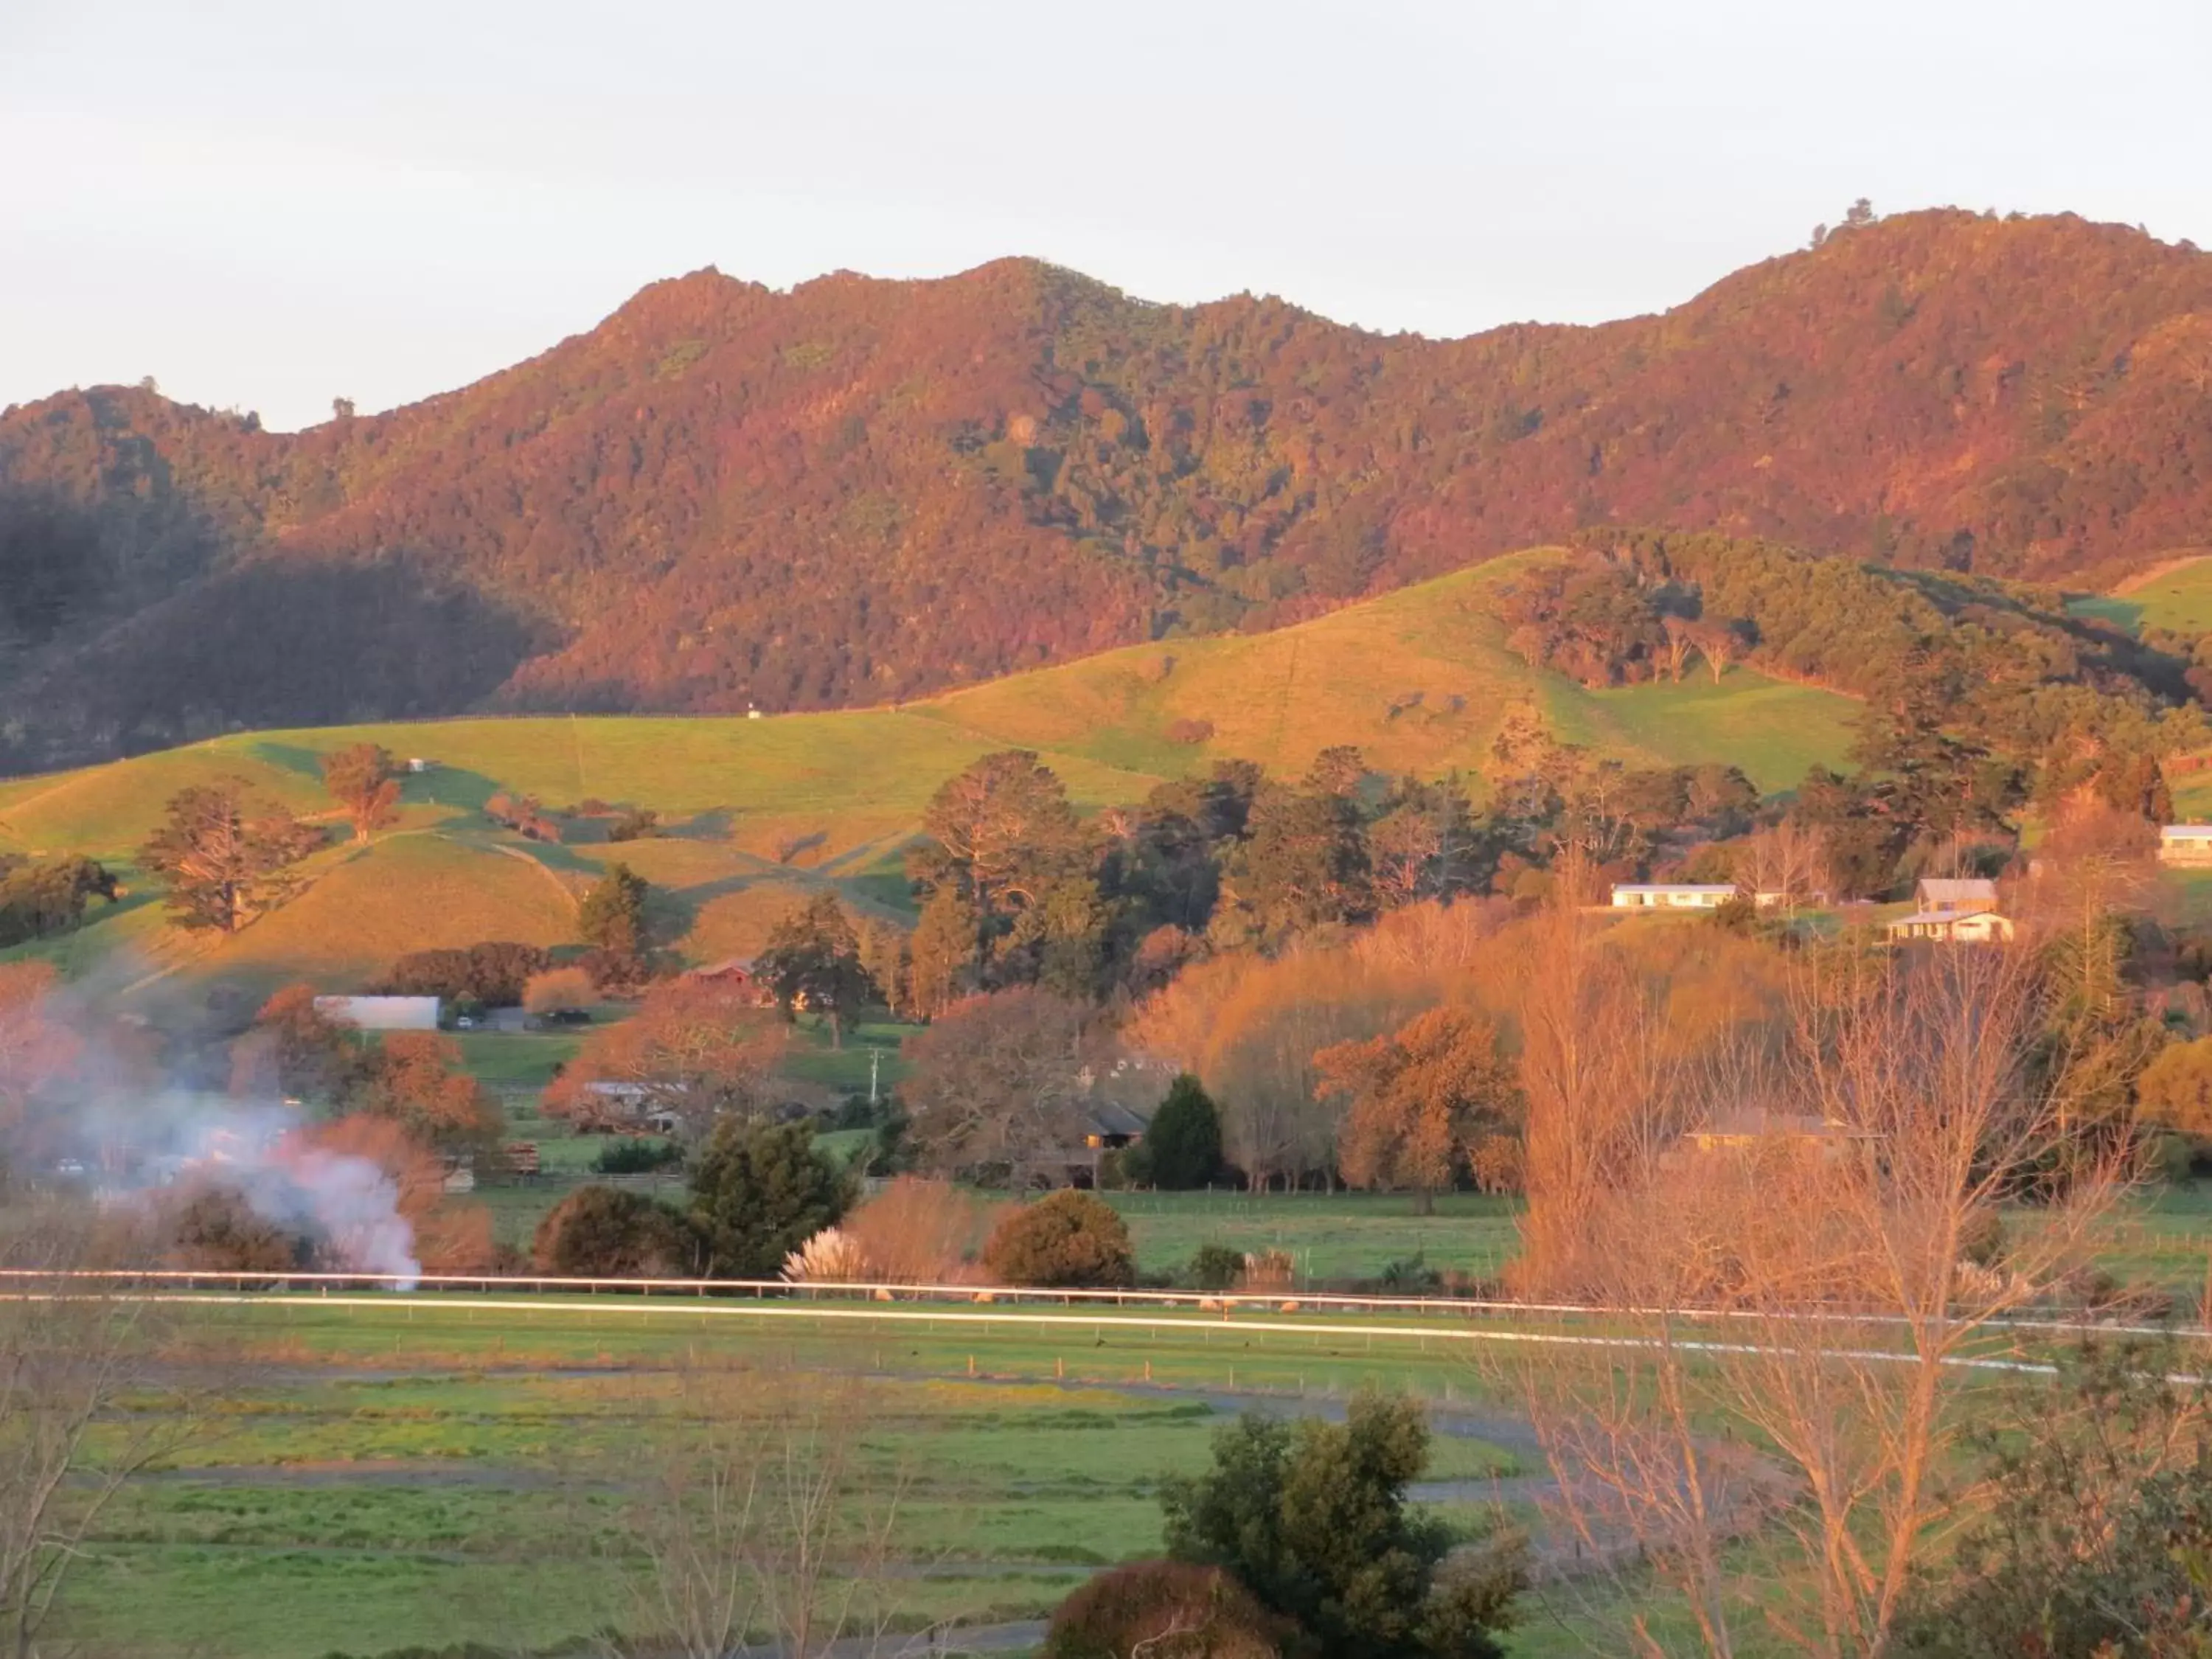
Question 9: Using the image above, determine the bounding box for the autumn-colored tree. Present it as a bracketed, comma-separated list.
[843, 1175, 1008, 1284]
[897, 987, 1090, 1175]
[320, 742, 400, 842]
[139, 780, 321, 933]
[353, 1030, 502, 1156]
[1319, 1006, 1520, 1213]
[230, 984, 366, 1105]
[2135, 1036, 2212, 1138]
[856, 917, 912, 1019]
[523, 965, 597, 1017]
[546, 980, 785, 1141]
[905, 889, 979, 1018]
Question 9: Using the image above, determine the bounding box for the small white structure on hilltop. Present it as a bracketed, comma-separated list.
[2161, 825, 2212, 865]
[314, 995, 441, 1031]
[1610, 883, 1739, 911]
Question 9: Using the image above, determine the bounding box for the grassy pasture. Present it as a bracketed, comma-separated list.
[2071, 552, 2212, 636]
[60, 1302, 1530, 1659]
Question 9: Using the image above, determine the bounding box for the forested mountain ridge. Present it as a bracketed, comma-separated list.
[4, 207, 2211, 771]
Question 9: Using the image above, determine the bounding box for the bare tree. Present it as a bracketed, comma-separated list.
[1514, 860, 1694, 1295]
[898, 987, 1090, 1175]
[1661, 616, 1696, 685]
[0, 1209, 204, 1659]
[1739, 821, 1827, 911]
[622, 1366, 920, 1659]
[1514, 938, 2132, 1657]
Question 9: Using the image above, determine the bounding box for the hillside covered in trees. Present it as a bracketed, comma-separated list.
[3, 207, 2211, 769]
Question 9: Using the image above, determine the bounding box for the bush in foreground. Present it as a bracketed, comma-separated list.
[532, 1186, 691, 1277]
[1044, 1561, 1285, 1659]
[983, 1189, 1134, 1287]
[1162, 1390, 1525, 1659]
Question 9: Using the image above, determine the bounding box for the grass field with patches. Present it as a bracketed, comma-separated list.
[57, 1304, 1528, 1659]
[0, 552, 1860, 995]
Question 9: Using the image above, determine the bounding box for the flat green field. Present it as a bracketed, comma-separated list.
[58, 1299, 1529, 1659]
[0, 552, 1859, 995]
[1105, 1191, 1521, 1284]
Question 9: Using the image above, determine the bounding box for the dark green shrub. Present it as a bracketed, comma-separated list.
[1161, 1391, 1526, 1659]
[591, 1137, 682, 1175]
[1378, 1252, 1442, 1293]
[529, 1186, 690, 1277]
[983, 1190, 1135, 1287]
[686, 1119, 851, 1277]
[1141, 1074, 1225, 1189]
[1044, 1561, 1285, 1659]
[1187, 1244, 1245, 1291]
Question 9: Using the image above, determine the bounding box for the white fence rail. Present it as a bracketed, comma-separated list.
[0, 1266, 2202, 1343]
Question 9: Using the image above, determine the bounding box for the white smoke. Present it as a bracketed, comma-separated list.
[77, 1091, 426, 1287]
[9, 963, 424, 1285]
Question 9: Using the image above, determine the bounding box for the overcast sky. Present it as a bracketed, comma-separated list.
[5, 0, 2208, 431]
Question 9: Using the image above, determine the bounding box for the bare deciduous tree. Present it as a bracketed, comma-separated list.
[1515, 937, 2132, 1658]
[0, 1211, 205, 1659]
[621, 1367, 921, 1659]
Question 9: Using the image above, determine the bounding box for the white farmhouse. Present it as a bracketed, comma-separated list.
[1885, 877, 2014, 944]
[1609, 883, 1739, 911]
[2160, 825, 2212, 865]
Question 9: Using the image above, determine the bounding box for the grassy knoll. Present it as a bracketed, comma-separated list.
[925, 553, 1855, 794]
[0, 552, 1859, 994]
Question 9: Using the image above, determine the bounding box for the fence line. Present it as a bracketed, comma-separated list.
[7, 1286, 2197, 1386]
[0, 1267, 2199, 1344]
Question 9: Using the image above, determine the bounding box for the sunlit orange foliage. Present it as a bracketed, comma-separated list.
[356, 1031, 502, 1152]
[545, 981, 786, 1136]
[0, 961, 76, 1130]
[1318, 1006, 1519, 1211]
[843, 1176, 1010, 1284]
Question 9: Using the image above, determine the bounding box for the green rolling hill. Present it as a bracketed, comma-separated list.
[0, 552, 1860, 995]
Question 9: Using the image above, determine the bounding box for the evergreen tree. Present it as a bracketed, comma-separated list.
[320, 742, 401, 843]
[1161, 1391, 1524, 1659]
[140, 781, 321, 933]
[757, 891, 876, 1046]
[577, 862, 650, 964]
[1138, 1074, 1223, 1189]
[686, 1119, 850, 1278]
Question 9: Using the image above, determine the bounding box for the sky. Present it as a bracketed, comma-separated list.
[5, 0, 2209, 432]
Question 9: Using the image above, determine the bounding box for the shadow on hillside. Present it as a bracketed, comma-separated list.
[41, 557, 547, 769]
[672, 807, 737, 840]
[247, 741, 333, 782]
[399, 765, 502, 815]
